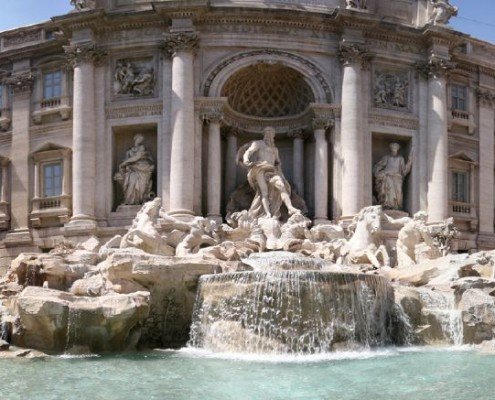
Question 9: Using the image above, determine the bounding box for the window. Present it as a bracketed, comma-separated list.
[451, 85, 467, 111]
[43, 162, 63, 197]
[43, 70, 62, 100]
[451, 171, 470, 203]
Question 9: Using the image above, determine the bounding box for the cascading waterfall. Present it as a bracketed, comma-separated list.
[417, 288, 463, 345]
[189, 269, 401, 354]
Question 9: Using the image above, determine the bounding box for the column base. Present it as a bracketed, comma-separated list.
[167, 209, 196, 222]
[207, 214, 223, 225]
[313, 218, 330, 226]
[4, 229, 33, 247]
[63, 215, 98, 235]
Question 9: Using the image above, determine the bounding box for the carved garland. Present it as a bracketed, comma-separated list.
[202, 50, 333, 103]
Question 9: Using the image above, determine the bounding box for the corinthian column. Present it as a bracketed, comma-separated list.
[420, 57, 454, 223]
[224, 128, 238, 204]
[64, 42, 104, 230]
[313, 119, 331, 224]
[165, 32, 199, 219]
[289, 129, 305, 197]
[203, 109, 223, 222]
[339, 42, 368, 217]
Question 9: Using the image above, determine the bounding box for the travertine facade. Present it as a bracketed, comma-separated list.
[0, 0, 492, 269]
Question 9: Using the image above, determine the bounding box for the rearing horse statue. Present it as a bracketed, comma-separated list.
[340, 206, 390, 269]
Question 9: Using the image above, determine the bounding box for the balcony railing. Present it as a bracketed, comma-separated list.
[40, 97, 62, 109]
[30, 194, 71, 227]
[451, 109, 470, 121]
[450, 201, 473, 215]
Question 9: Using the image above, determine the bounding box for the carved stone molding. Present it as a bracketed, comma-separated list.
[312, 117, 333, 131]
[4, 72, 35, 94]
[64, 42, 106, 68]
[476, 87, 495, 108]
[196, 97, 227, 124]
[163, 32, 199, 56]
[288, 129, 307, 140]
[373, 69, 410, 110]
[338, 42, 370, 68]
[417, 57, 456, 79]
[105, 104, 163, 119]
[369, 113, 419, 130]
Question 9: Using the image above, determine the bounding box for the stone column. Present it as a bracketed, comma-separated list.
[477, 89, 495, 234]
[1, 160, 9, 204]
[224, 129, 238, 204]
[62, 151, 71, 197]
[290, 129, 305, 197]
[33, 163, 40, 199]
[203, 110, 223, 222]
[339, 43, 367, 217]
[313, 119, 330, 224]
[4, 70, 35, 243]
[64, 42, 103, 231]
[421, 58, 453, 222]
[165, 32, 199, 219]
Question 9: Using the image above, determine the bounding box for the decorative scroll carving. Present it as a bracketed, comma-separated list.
[346, 0, 367, 10]
[70, 0, 96, 11]
[338, 43, 369, 67]
[374, 70, 409, 109]
[163, 32, 199, 56]
[4, 72, 35, 94]
[429, 0, 458, 25]
[64, 43, 106, 68]
[114, 59, 155, 97]
[417, 57, 456, 79]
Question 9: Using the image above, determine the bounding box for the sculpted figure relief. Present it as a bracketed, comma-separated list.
[345, 0, 367, 9]
[374, 71, 409, 109]
[238, 127, 299, 220]
[429, 0, 458, 25]
[373, 142, 413, 210]
[114, 60, 155, 97]
[114, 134, 155, 206]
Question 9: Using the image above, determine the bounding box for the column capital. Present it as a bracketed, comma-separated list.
[476, 87, 495, 108]
[4, 71, 35, 94]
[163, 32, 199, 57]
[312, 117, 333, 132]
[64, 42, 106, 68]
[417, 57, 456, 79]
[338, 42, 370, 68]
[288, 129, 307, 140]
[202, 109, 223, 125]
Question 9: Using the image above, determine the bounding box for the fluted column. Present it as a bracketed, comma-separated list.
[339, 42, 368, 217]
[313, 119, 330, 224]
[64, 42, 104, 230]
[224, 129, 238, 204]
[290, 130, 305, 197]
[165, 32, 199, 219]
[203, 110, 223, 222]
[420, 58, 453, 222]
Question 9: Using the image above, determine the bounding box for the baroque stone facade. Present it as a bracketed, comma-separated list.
[0, 0, 492, 268]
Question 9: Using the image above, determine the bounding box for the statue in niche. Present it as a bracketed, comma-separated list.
[114, 134, 155, 206]
[374, 72, 409, 109]
[345, 0, 367, 10]
[373, 142, 413, 210]
[114, 60, 155, 97]
[429, 0, 458, 25]
[237, 127, 300, 220]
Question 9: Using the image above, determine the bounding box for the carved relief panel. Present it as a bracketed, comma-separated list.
[373, 68, 410, 111]
[113, 56, 156, 99]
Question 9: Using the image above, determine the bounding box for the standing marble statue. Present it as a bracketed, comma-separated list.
[238, 127, 299, 219]
[346, 0, 367, 10]
[114, 134, 155, 205]
[373, 142, 413, 210]
[429, 0, 458, 25]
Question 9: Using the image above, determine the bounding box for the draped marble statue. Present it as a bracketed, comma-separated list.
[429, 0, 458, 25]
[238, 127, 299, 220]
[114, 134, 155, 206]
[373, 142, 413, 210]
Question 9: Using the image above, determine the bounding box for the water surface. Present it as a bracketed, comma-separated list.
[1, 348, 494, 400]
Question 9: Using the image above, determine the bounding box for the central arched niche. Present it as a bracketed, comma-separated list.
[221, 63, 315, 118]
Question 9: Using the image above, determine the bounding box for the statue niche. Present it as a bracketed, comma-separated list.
[373, 142, 413, 211]
[114, 134, 155, 206]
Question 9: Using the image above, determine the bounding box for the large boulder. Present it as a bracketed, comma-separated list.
[12, 286, 150, 353]
[458, 288, 495, 344]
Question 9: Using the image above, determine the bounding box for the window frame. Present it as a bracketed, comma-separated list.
[450, 169, 470, 203]
[451, 84, 468, 111]
[42, 69, 62, 101]
[41, 161, 63, 198]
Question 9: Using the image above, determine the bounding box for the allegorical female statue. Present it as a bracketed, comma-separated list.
[373, 142, 413, 210]
[114, 134, 155, 206]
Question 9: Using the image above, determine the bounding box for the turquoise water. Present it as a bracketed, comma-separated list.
[1, 348, 494, 400]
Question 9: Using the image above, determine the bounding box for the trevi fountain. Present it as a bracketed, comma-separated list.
[1, 1, 495, 399]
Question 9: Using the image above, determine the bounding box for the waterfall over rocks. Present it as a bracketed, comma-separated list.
[189, 264, 403, 354]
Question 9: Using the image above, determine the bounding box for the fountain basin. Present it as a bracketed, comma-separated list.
[189, 271, 401, 354]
